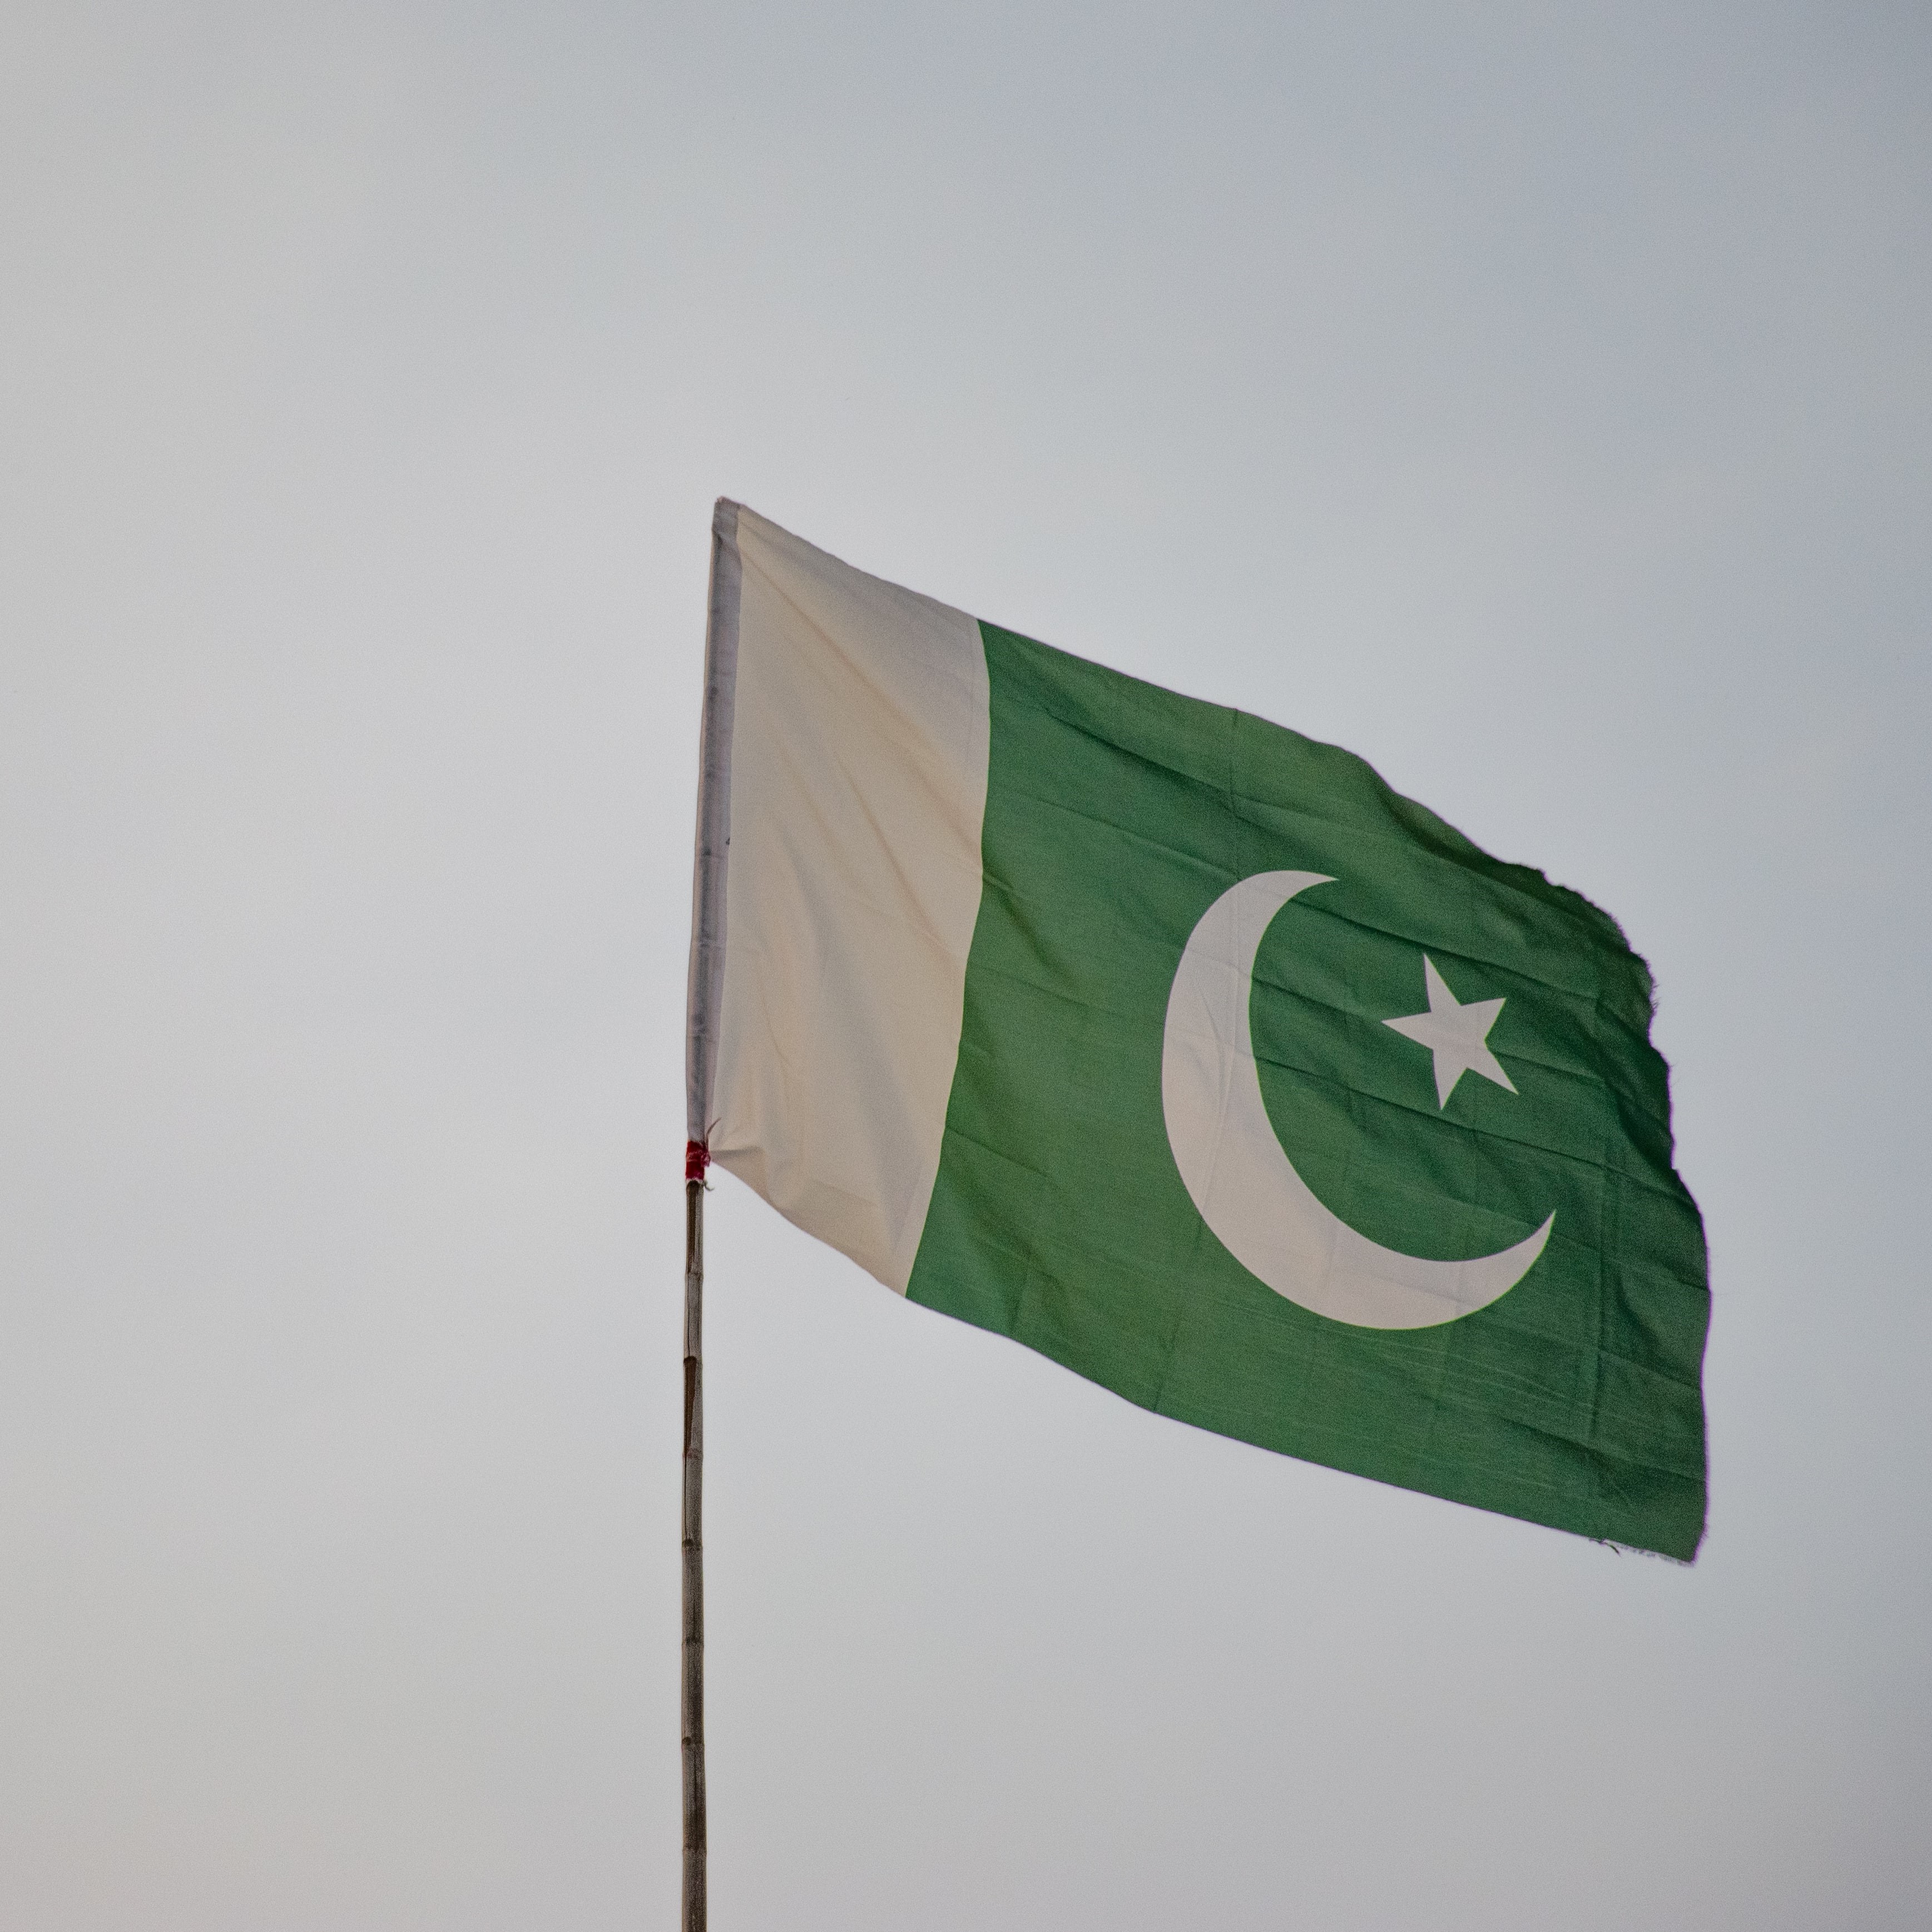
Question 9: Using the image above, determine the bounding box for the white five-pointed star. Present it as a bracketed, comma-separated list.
[1383, 956, 1518, 1109]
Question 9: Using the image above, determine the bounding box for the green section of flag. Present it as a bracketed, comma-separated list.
[906, 623, 1708, 1558]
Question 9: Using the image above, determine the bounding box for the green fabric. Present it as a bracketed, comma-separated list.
[907, 624, 1708, 1558]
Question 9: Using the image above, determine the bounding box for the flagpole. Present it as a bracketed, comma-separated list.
[682, 499, 738, 1932]
[682, 1146, 707, 1932]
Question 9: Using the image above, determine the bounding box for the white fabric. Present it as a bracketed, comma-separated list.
[707, 506, 990, 1292]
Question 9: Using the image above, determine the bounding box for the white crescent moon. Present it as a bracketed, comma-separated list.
[1161, 871, 1553, 1329]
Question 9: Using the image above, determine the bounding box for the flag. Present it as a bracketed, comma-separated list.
[687, 502, 1708, 1559]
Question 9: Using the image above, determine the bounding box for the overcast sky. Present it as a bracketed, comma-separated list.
[3, 3, 1929, 1927]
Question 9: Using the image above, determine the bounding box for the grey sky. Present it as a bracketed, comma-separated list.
[3, 3, 1928, 1926]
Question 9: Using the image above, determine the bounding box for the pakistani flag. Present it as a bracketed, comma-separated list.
[687, 503, 1708, 1559]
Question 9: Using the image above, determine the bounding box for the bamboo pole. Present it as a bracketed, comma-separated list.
[683, 500, 735, 1930]
[682, 1157, 706, 1931]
